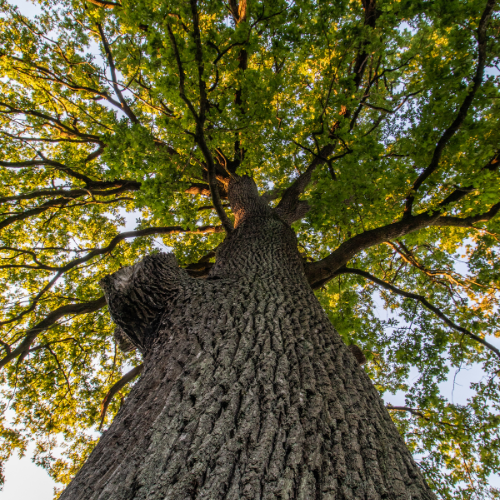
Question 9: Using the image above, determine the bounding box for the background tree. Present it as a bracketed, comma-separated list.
[0, 0, 499, 497]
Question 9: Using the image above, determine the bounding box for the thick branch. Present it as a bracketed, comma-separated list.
[189, 0, 208, 122]
[0, 186, 139, 231]
[305, 212, 439, 288]
[341, 267, 500, 360]
[99, 364, 143, 431]
[0, 246, 59, 271]
[166, 23, 199, 120]
[435, 151, 500, 209]
[437, 186, 476, 208]
[433, 201, 500, 228]
[0, 182, 141, 204]
[17, 225, 222, 275]
[2, 230, 219, 360]
[188, 0, 234, 232]
[167, 9, 232, 230]
[0, 131, 95, 144]
[196, 138, 234, 232]
[0, 226, 221, 331]
[1, 157, 95, 185]
[230, 0, 248, 167]
[185, 182, 229, 199]
[0, 197, 71, 231]
[349, 58, 415, 131]
[7, 55, 125, 110]
[352, 0, 380, 89]
[403, 0, 496, 217]
[275, 0, 382, 223]
[0, 271, 64, 328]
[0, 296, 106, 369]
[228, 0, 248, 23]
[385, 241, 471, 292]
[305, 199, 500, 289]
[185, 183, 212, 196]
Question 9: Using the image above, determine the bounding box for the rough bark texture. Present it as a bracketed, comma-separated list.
[61, 177, 436, 500]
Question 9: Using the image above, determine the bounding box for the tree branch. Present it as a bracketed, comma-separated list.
[305, 199, 500, 289]
[101, 253, 192, 350]
[88, 0, 121, 8]
[0, 102, 101, 142]
[402, 0, 496, 218]
[0, 182, 140, 204]
[7, 54, 125, 110]
[190, 0, 233, 232]
[349, 58, 415, 131]
[275, 144, 336, 223]
[185, 182, 212, 197]
[167, 5, 233, 232]
[0, 191, 137, 232]
[387, 405, 462, 429]
[0, 225, 221, 330]
[0, 246, 59, 271]
[0, 296, 107, 369]
[340, 266, 500, 360]
[99, 364, 143, 431]
[351, 0, 380, 90]
[23, 225, 223, 275]
[434, 151, 500, 209]
[1, 156, 95, 185]
[0, 197, 71, 231]
[96, 23, 139, 124]
[166, 23, 199, 120]
[434, 201, 500, 228]
[276, 0, 383, 220]
[0, 130, 96, 144]
[387, 405, 426, 419]
[305, 212, 439, 288]
[47, 345, 73, 397]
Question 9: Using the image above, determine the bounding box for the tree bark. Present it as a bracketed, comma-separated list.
[61, 177, 436, 500]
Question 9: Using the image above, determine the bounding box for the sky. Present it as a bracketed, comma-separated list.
[1, 448, 56, 500]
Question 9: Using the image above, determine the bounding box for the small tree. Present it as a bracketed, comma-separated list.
[0, 0, 499, 497]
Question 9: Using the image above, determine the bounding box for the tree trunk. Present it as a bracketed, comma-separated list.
[61, 177, 436, 500]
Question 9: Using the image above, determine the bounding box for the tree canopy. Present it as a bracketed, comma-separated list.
[0, 0, 499, 497]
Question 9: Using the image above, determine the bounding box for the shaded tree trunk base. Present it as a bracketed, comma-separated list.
[61, 181, 435, 500]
